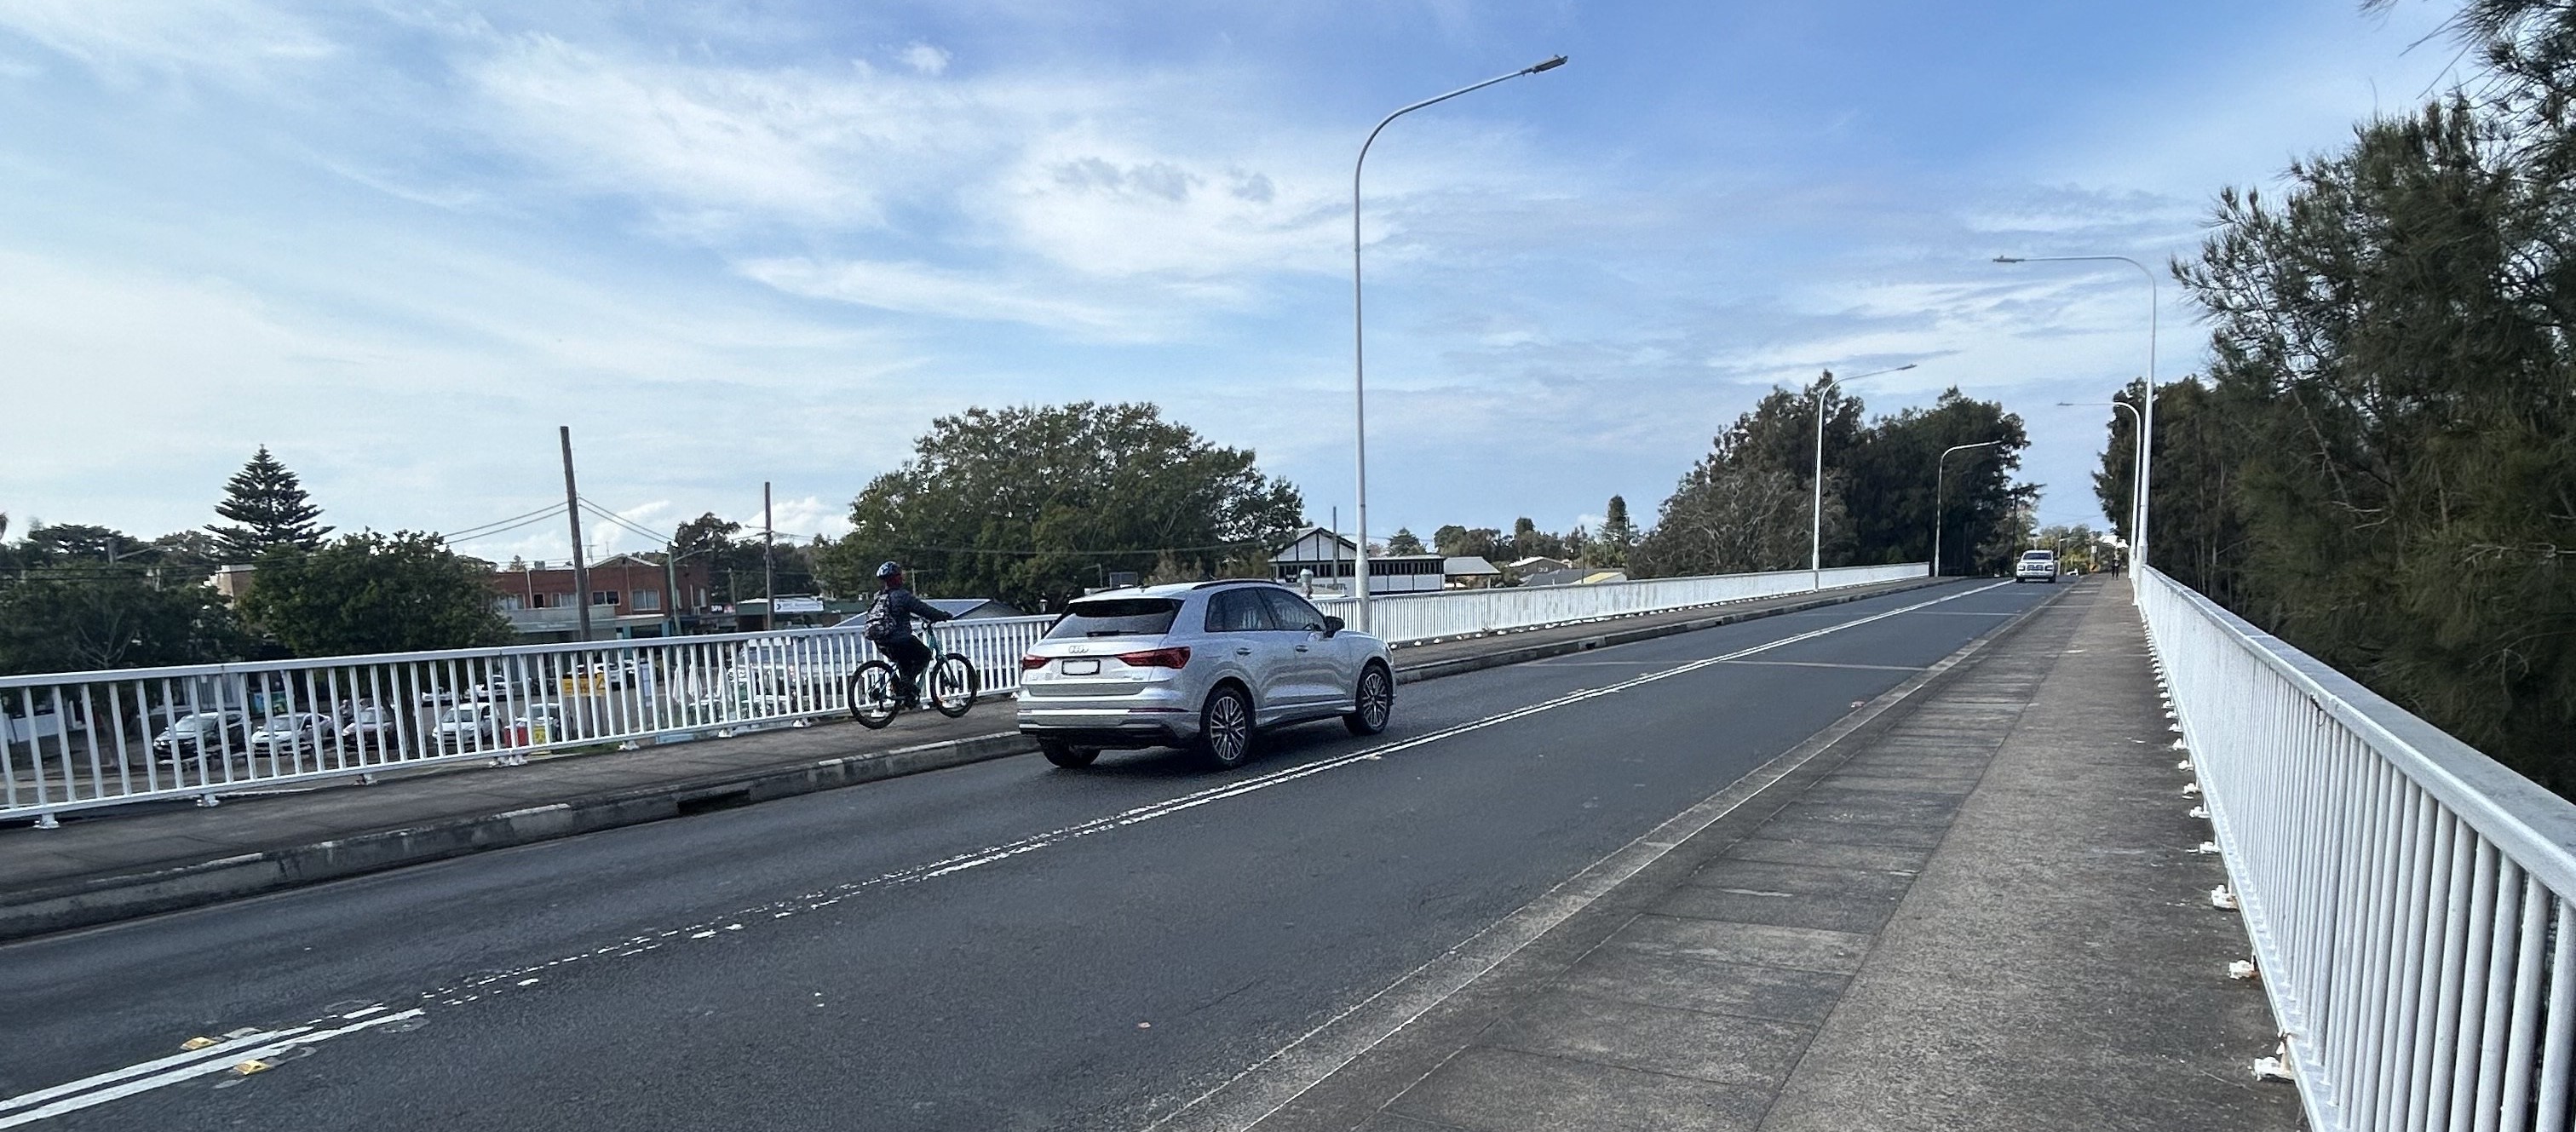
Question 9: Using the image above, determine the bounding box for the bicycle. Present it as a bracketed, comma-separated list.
[848, 618, 979, 729]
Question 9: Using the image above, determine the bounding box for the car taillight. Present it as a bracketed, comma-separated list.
[1021, 654, 1049, 671]
[1116, 646, 1192, 669]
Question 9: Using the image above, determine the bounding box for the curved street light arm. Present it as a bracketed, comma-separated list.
[1931, 440, 2005, 578]
[1348, 55, 1566, 631]
[2057, 397, 2147, 554]
[1994, 253, 2159, 577]
[1810, 363, 1917, 590]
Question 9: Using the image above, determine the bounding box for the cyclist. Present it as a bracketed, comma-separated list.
[863, 561, 953, 707]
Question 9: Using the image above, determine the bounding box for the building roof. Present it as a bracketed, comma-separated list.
[923, 598, 1026, 619]
[1444, 556, 1501, 576]
[1521, 567, 1629, 588]
[1505, 556, 1570, 572]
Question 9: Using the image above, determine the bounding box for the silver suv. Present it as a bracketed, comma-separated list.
[1015, 580, 1395, 770]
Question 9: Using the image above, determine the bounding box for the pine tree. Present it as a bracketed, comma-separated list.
[1595, 495, 1639, 567]
[207, 446, 331, 562]
[1385, 527, 1427, 555]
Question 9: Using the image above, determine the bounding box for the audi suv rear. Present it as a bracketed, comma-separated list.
[1015, 581, 1394, 770]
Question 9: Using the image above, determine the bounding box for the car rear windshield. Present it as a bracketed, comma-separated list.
[2021, 551, 2055, 560]
[1046, 598, 1182, 639]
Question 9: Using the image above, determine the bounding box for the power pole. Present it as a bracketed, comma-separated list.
[664, 545, 680, 638]
[561, 426, 592, 642]
[762, 481, 776, 629]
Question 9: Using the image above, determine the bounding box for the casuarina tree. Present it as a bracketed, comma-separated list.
[208, 446, 331, 562]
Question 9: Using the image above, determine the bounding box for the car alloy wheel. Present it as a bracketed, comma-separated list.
[1199, 687, 1253, 769]
[1346, 664, 1393, 736]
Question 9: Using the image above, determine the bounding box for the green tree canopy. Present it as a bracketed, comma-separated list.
[239, 532, 513, 657]
[1592, 495, 1639, 567]
[1635, 382, 2029, 578]
[2162, 3, 2576, 791]
[827, 403, 1304, 611]
[0, 568, 249, 675]
[1385, 527, 1427, 555]
[20, 523, 143, 563]
[208, 446, 331, 562]
[1432, 525, 1504, 560]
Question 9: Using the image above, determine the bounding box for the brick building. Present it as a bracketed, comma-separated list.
[488, 554, 715, 640]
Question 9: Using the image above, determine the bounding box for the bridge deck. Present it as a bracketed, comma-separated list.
[1238, 577, 2299, 1132]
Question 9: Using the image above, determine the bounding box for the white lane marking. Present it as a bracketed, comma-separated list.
[0, 1029, 303, 1115]
[1717, 659, 1929, 672]
[0, 1012, 420, 1128]
[8, 582, 2012, 1127]
[1147, 578, 2030, 1131]
[0, 1015, 427, 1129]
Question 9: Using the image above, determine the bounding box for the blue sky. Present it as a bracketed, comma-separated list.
[0, 0, 2464, 561]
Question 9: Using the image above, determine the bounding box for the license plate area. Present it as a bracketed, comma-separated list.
[1061, 658, 1101, 675]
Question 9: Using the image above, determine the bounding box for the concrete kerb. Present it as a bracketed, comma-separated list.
[1164, 580, 2073, 1132]
[0, 577, 1946, 943]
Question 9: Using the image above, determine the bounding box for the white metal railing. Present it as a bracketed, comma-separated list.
[0, 618, 1049, 827]
[1318, 562, 1927, 645]
[2137, 567, 2576, 1132]
[2, 563, 1927, 825]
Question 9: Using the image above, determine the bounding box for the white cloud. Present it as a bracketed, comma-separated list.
[0, 0, 332, 86]
[900, 41, 950, 76]
[739, 255, 1161, 340]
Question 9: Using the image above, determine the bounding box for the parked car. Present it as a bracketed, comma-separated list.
[2015, 549, 2061, 583]
[1015, 580, 1394, 771]
[150, 710, 251, 760]
[247, 712, 331, 757]
[339, 704, 401, 751]
[432, 703, 501, 750]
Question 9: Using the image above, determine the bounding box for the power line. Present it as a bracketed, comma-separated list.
[885, 540, 1269, 558]
[440, 508, 570, 545]
[574, 498, 674, 546]
[438, 503, 566, 542]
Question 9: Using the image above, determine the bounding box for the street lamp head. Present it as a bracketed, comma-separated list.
[1992, 256, 2025, 264]
[1894, 363, 1918, 372]
[1526, 55, 1569, 73]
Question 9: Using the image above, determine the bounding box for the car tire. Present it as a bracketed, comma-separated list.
[1196, 685, 1256, 770]
[1038, 738, 1099, 769]
[1344, 663, 1394, 737]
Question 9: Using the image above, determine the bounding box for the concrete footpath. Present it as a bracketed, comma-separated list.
[1237, 577, 2300, 1132]
[0, 577, 1935, 942]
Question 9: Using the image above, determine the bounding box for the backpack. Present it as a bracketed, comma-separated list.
[861, 594, 901, 643]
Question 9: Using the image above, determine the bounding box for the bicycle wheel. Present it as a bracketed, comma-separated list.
[848, 660, 900, 729]
[929, 653, 979, 718]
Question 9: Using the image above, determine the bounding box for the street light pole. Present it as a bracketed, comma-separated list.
[1353, 54, 1567, 632]
[1809, 363, 1916, 591]
[1993, 254, 2158, 573]
[2057, 397, 2145, 568]
[1933, 440, 2004, 578]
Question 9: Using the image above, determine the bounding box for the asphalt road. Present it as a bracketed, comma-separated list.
[0, 578, 2051, 1131]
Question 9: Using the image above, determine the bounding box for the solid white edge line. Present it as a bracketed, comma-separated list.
[1144, 580, 2016, 1131]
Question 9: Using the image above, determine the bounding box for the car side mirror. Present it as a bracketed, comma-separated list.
[1322, 616, 1344, 637]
